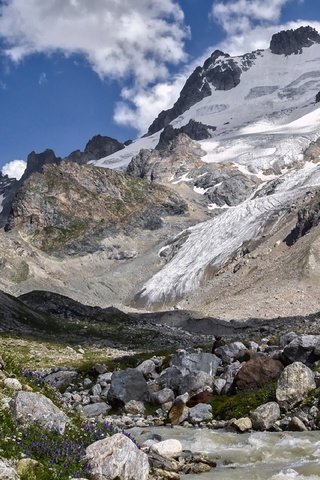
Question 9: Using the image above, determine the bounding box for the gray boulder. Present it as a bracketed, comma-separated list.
[279, 331, 298, 348]
[158, 366, 185, 394]
[214, 342, 246, 365]
[170, 350, 220, 376]
[82, 403, 111, 418]
[86, 433, 149, 480]
[283, 335, 320, 363]
[107, 369, 149, 407]
[179, 371, 213, 397]
[136, 359, 158, 380]
[188, 403, 213, 424]
[221, 361, 242, 394]
[44, 370, 78, 390]
[151, 388, 175, 405]
[124, 400, 145, 415]
[276, 362, 316, 409]
[250, 402, 280, 431]
[12, 391, 68, 433]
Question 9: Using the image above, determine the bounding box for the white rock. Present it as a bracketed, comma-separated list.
[86, 433, 149, 480]
[4, 378, 22, 391]
[276, 362, 316, 409]
[0, 460, 18, 480]
[151, 439, 183, 458]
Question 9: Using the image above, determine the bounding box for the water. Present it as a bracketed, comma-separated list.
[132, 427, 320, 479]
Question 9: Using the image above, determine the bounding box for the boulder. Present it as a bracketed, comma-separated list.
[221, 361, 242, 394]
[276, 362, 316, 409]
[0, 460, 18, 480]
[107, 369, 149, 407]
[158, 366, 184, 394]
[288, 416, 308, 431]
[12, 391, 68, 433]
[124, 400, 145, 415]
[231, 417, 252, 432]
[279, 332, 298, 348]
[213, 378, 227, 395]
[82, 403, 112, 418]
[283, 335, 320, 363]
[188, 403, 213, 424]
[214, 342, 246, 364]
[151, 388, 175, 405]
[137, 359, 158, 380]
[170, 350, 220, 376]
[86, 433, 149, 480]
[44, 370, 78, 389]
[233, 356, 284, 391]
[147, 451, 179, 473]
[3, 378, 22, 391]
[179, 371, 213, 396]
[250, 402, 280, 431]
[151, 439, 182, 458]
[97, 372, 112, 384]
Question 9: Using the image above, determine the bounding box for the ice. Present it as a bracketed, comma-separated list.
[139, 164, 320, 305]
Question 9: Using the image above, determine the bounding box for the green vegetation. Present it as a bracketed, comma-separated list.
[0, 407, 113, 480]
[210, 383, 277, 420]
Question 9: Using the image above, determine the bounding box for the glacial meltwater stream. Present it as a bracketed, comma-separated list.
[133, 427, 320, 480]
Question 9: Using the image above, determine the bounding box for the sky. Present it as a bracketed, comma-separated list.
[0, 0, 319, 179]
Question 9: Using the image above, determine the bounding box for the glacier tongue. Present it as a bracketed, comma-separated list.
[138, 163, 320, 306]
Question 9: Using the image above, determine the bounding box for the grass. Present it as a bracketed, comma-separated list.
[0, 407, 115, 480]
[210, 382, 277, 420]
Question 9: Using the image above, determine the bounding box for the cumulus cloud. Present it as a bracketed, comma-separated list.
[114, 74, 187, 134]
[0, 0, 188, 86]
[2, 160, 27, 180]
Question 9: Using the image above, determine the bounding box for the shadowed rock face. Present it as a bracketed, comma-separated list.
[270, 26, 320, 55]
[155, 120, 216, 151]
[147, 50, 244, 135]
[20, 149, 61, 183]
[67, 135, 125, 165]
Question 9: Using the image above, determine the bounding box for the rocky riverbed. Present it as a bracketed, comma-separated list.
[1, 329, 320, 479]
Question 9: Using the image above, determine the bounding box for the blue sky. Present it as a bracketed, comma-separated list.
[0, 0, 319, 177]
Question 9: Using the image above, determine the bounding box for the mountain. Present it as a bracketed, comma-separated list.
[1, 25, 320, 320]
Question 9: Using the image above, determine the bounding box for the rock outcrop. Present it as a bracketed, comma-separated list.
[5, 161, 187, 252]
[147, 50, 245, 135]
[270, 26, 320, 55]
[67, 134, 125, 165]
[155, 120, 216, 151]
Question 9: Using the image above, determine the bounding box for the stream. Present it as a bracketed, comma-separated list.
[132, 427, 320, 479]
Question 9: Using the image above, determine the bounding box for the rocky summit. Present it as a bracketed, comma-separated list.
[2, 22, 320, 480]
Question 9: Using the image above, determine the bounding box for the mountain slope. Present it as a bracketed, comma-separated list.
[2, 26, 320, 320]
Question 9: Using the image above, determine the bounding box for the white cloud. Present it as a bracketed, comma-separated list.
[2, 160, 27, 180]
[210, 0, 320, 55]
[0, 0, 188, 86]
[114, 74, 187, 134]
[38, 72, 47, 85]
[212, 0, 291, 34]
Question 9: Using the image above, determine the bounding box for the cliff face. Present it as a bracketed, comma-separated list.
[6, 161, 187, 253]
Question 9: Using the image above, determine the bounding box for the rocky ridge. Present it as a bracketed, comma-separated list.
[5, 161, 187, 253]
